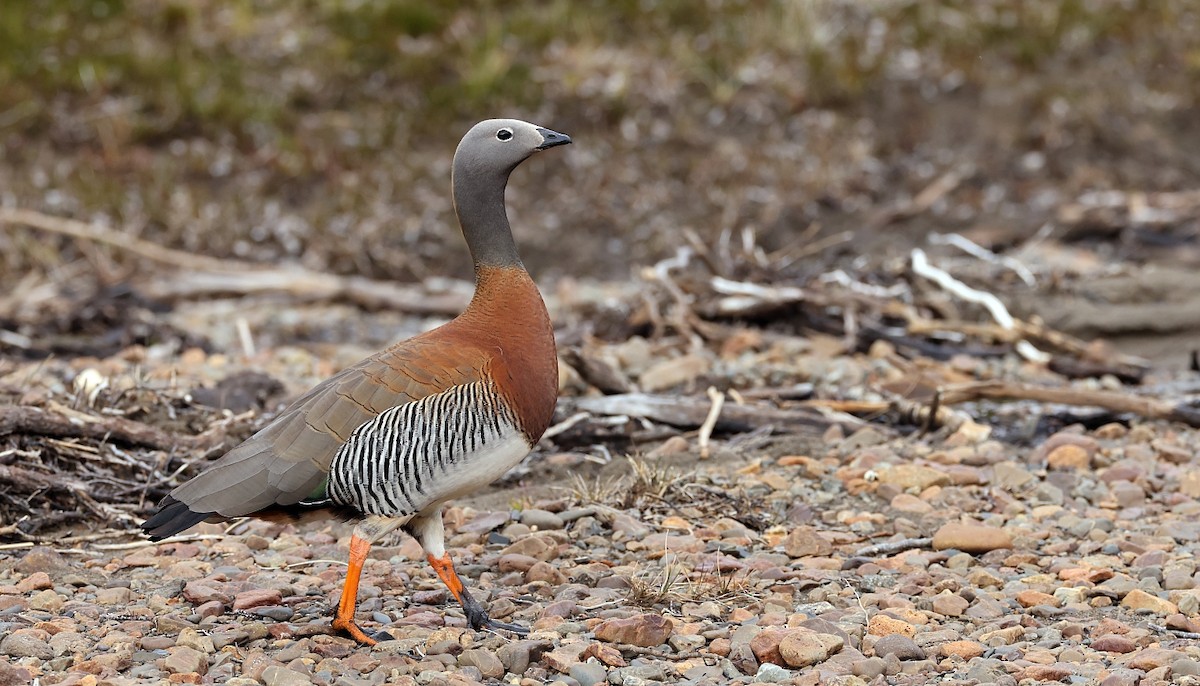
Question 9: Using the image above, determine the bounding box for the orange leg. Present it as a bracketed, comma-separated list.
[333, 534, 377, 645]
[427, 553, 527, 635]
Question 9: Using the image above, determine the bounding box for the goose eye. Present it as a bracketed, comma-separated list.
[496, 128, 514, 141]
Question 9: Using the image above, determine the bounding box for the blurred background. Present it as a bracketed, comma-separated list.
[0, 0, 1198, 359]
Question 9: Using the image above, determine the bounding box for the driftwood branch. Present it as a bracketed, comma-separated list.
[940, 381, 1200, 427]
[0, 405, 214, 451]
[0, 207, 472, 315]
[570, 393, 865, 435]
[136, 270, 471, 315]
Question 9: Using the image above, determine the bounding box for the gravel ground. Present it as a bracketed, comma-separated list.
[3, 392, 1200, 685]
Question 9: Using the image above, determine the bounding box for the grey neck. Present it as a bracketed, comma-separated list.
[452, 160, 523, 269]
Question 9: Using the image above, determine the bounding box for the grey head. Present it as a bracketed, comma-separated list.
[452, 119, 571, 268]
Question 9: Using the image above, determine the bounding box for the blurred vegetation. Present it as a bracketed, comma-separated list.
[0, 0, 1198, 286]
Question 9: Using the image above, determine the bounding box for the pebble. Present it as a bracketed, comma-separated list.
[568, 662, 607, 686]
[593, 613, 672, 647]
[872, 634, 925, 660]
[930, 592, 969, 616]
[877, 464, 950, 490]
[251, 605, 295, 621]
[931, 522, 1013, 553]
[852, 656, 887, 678]
[777, 629, 842, 667]
[261, 665, 313, 686]
[752, 663, 792, 683]
[233, 588, 283, 611]
[1091, 635, 1136, 653]
[0, 630, 53, 659]
[1120, 588, 1178, 614]
[782, 526, 832, 557]
[866, 615, 917, 638]
[941, 640, 985, 659]
[162, 646, 208, 675]
[459, 648, 505, 679]
[520, 509, 565, 530]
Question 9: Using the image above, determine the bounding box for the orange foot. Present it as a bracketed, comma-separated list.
[333, 616, 378, 646]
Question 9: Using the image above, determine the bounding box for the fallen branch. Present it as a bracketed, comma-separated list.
[570, 393, 865, 435]
[0, 404, 213, 451]
[697, 387, 725, 458]
[911, 248, 1049, 363]
[0, 207, 472, 315]
[939, 380, 1200, 428]
[136, 269, 471, 315]
[854, 537, 933, 558]
[0, 207, 239, 272]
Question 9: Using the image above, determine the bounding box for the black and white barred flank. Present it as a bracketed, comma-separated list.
[326, 382, 523, 516]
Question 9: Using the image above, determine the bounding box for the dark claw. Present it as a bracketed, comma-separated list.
[370, 629, 395, 642]
[483, 617, 529, 636]
[463, 591, 527, 635]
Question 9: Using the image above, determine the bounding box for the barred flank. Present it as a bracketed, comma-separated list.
[326, 382, 518, 516]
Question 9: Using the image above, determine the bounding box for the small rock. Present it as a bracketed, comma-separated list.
[1111, 480, 1145, 507]
[497, 641, 534, 675]
[543, 643, 588, 672]
[1015, 590, 1061, 608]
[1172, 658, 1200, 677]
[527, 561, 567, 585]
[930, 593, 969, 617]
[778, 629, 843, 667]
[729, 642, 759, 675]
[1121, 588, 1178, 614]
[867, 615, 916, 638]
[593, 613, 672, 647]
[233, 588, 283, 611]
[96, 586, 133, 605]
[782, 526, 832, 558]
[0, 630, 53, 659]
[195, 600, 225, 619]
[520, 509, 565, 530]
[749, 628, 789, 666]
[176, 628, 215, 653]
[889, 494, 933, 514]
[1020, 663, 1075, 681]
[260, 665, 312, 686]
[251, 605, 294, 621]
[1128, 647, 1184, 671]
[610, 514, 650, 539]
[1047, 444, 1090, 470]
[581, 642, 625, 668]
[873, 634, 924, 660]
[877, 465, 949, 491]
[940, 640, 985, 659]
[932, 522, 1012, 553]
[0, 661, 32, 686]
[183, 579, 231, 605]
[852, 656, 887, 678]
[568, 662, 607, 686]
[28, 590, 64, 612]
[500, 535, 558, 561]
[498, 553, 539, 573]
[1091, 635, 1136, 653]
[16, 572, 52, 592]
[992, 461, 1035, 490]
[459, 649, 505, 679]
[162, 646, 208, 676]
[753, 663, 792, 683]
[15, 547, 70, 575]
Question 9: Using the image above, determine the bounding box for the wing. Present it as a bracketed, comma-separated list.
[326, 380, 532, 518]
[143, 338, 489, 539]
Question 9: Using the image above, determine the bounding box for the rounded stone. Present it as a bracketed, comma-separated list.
[872, 634, 925, 661]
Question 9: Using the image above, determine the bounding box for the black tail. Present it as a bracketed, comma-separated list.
[141, 496, 214, 541]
